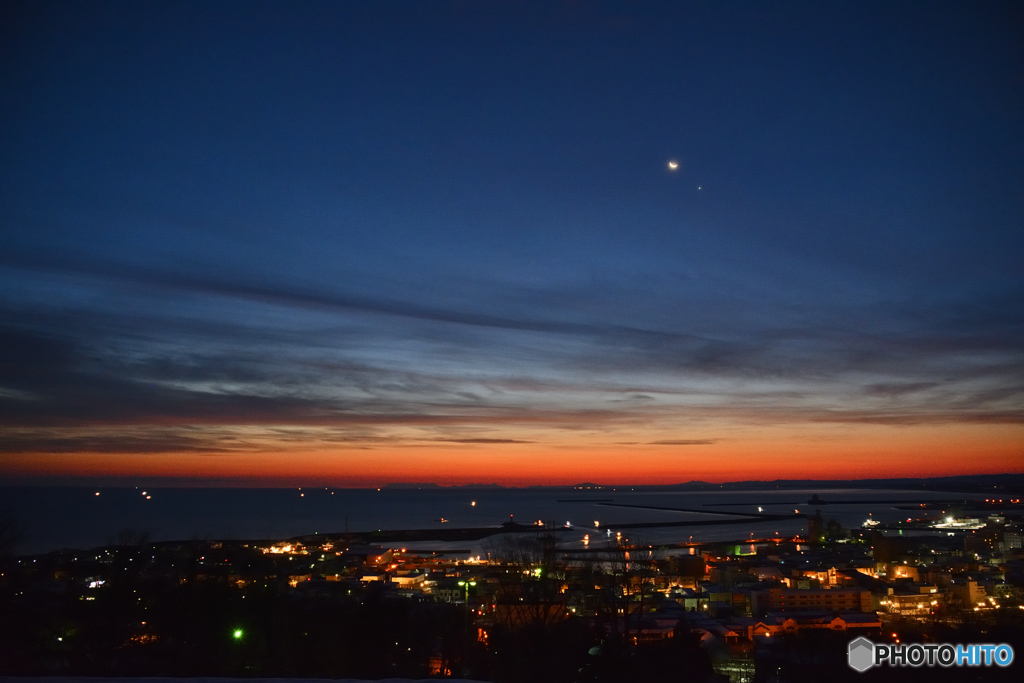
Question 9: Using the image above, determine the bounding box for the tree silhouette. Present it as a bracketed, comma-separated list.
[0, 510, 25, 558]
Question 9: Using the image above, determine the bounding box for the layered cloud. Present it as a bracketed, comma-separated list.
[1, 255, 1020, 475]
[1, 1, 1021, 482]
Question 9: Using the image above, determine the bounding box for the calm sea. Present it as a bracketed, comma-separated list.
[0, 486, 962, 556]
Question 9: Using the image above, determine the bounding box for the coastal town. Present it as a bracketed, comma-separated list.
[2, 501, 1023, 682]
[3, 0, 1021, 680]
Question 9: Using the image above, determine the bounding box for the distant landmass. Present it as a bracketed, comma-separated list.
[377, 474, 1024, 495]
[7, 473, 1021, 494]
[666, 473, 1024, 494]
[381, 483, 443, 489]
[382, 482, 504, 489]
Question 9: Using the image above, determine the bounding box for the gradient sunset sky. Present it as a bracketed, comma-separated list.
[1, 1, 1022, 486]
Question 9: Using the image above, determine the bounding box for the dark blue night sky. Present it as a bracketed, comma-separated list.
[1, 1, 1021, 485]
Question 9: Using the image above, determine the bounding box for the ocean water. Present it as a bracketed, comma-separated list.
[0, 486, 962, 555]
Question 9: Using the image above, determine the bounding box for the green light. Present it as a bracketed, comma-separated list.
[233, 629, 244, 640]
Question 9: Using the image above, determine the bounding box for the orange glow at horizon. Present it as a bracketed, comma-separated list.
[3, 422, 1020, 486]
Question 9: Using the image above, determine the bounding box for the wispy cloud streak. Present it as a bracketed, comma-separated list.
[1, 249, 1021, 461]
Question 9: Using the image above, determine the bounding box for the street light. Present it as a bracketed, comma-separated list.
[457, 580, 477, 606]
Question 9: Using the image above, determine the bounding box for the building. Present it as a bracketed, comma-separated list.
[752, 587, 872, 615]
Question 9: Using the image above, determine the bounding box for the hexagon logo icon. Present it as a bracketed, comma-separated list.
[848, 637, 875, 672]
